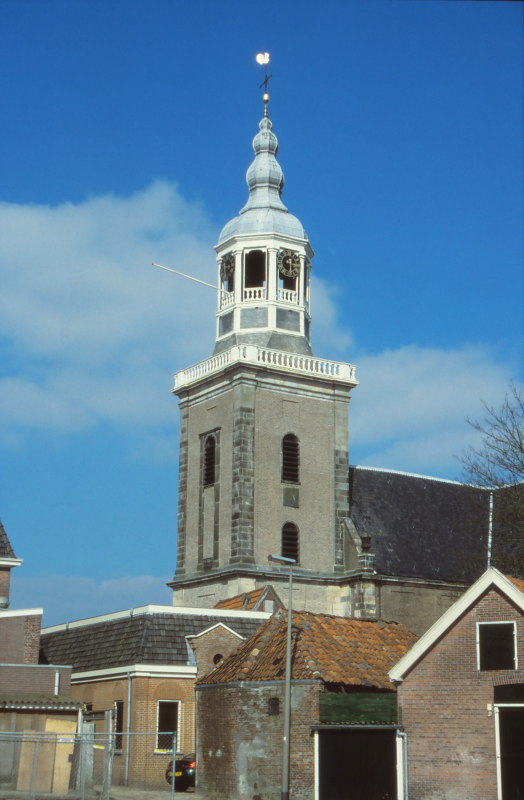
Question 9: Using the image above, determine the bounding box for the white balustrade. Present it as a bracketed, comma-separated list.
[244, 287, 266, 301]
[174, 344, 357, 389]
[221, 291, 234, 308]
[278, 288, 298, 303]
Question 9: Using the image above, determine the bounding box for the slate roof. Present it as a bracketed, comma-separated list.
[198, 610, 417, 691]
[214, 586, 282, 612]
[349, 467, 493, 583]
[0, 693, 82, 710]
[0, 519, 16, 559]
[39, 613, 263, 672]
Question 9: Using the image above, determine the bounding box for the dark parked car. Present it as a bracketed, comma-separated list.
[166, 753, 196, 791]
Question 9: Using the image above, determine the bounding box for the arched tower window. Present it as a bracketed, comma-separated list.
[204, 436, 216, 486]
[244, 250, 266, 288]
[281, 522, 299, 562]
[282, 434, 299, 483]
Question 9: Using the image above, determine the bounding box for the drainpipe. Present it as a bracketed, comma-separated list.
[487, 491, 493, 569]
[398, 732, 408, 800]
[125, 672, 132, 786]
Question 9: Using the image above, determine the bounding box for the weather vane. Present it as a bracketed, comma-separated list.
[256, 53, 272, 104]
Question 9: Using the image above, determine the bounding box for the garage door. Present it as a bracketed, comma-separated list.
[318, 729, 397, 800]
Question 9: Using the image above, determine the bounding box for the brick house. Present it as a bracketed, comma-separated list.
[390, 568, 524, 800]
[196, 609, 417, 800]
[0, 520, 81, 792]
[39, 603, 271, 789]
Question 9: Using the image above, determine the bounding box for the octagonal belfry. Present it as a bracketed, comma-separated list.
[168, 97, 358, 614]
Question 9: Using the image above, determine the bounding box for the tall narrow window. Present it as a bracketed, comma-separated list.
[204, 436, 216, 486]
[245, 250, 266, 288]
[282, 434, 299, 483]
[157, 701, 179, 751]
[114, 700, 124, 751]
[282, 522, 299, 562]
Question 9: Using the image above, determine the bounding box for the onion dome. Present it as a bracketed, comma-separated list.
[218, 105, 306, 243]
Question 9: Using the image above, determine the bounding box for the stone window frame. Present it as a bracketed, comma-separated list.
[198, 428, 221, 568]
[477, 621, 518, 671]
[281, 432, 300, 485]
[155, 699, 181, 753]
[281, 521, 300, 564]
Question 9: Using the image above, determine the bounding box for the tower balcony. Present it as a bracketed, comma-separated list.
[173, 345, 358, 392]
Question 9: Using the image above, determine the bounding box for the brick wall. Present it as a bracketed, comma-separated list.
[24, 615, 41, 664]
[72, 674, 196, 789]
[398, 587, 524, 800]
[0, 613, 42, 664]
[0, 664, 72, 694]
[0, 568, 10, 601]
[197, 680, 321, 800]
[189, 626, 244, 681]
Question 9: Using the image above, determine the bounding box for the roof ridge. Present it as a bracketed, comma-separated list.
[352, 465, 464, 486]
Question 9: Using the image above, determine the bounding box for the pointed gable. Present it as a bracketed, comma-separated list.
[0, 520, 16, 559]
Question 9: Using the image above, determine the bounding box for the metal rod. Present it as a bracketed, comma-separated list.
[171, 731, 177, 800]
[125, 671, 131, 786]
[281, 564, 293, 800]
[152, 263, 221, 292]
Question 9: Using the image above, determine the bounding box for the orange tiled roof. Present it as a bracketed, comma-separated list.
[197, 610, 417, 690]
[214, 588, 267, 611]
[506, 575, 524, 594]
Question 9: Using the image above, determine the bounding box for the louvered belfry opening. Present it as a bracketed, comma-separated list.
[282, 522, 299, 562]
[204, 436, 216, 486]
[282, 434, 299, 483]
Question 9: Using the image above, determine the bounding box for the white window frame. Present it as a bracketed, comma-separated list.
[155, 700, 181, 753]
[494, 702, 524, 800]
[476, 621, 517, 671]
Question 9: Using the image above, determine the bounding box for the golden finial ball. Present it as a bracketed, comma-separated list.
[263, 93, 270, 103]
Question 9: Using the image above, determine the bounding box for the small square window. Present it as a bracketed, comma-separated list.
[478, 623, 516, 671]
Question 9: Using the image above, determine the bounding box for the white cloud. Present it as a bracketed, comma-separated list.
[10, 573, 173, 628]
[0, 183, 519, 477]
[0, 182, 219, 452]
[348, 344, 522, 477]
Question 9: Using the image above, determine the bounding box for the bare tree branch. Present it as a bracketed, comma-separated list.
[457, 383, 524, 556]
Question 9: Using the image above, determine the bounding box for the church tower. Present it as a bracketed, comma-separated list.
[169, 91, 358, 614]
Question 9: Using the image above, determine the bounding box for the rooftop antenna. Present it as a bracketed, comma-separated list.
[256, 52, 272, 113]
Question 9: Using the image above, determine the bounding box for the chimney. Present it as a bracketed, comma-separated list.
[358, 532, 375, 574]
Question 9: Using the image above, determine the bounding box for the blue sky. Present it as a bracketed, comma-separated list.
[0, 0, 522, 624]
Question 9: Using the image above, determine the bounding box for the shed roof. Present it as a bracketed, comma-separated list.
[197, 610, 417, 691]
[0, 693, 81, 710]
[40, 613, 263, 672]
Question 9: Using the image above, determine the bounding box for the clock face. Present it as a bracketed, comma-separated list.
[277, 249, 300, 278]
[220, 253, 235, 281]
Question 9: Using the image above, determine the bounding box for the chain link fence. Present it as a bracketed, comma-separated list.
[0, 730, 114, 800]
[0, 731, 186, 800]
